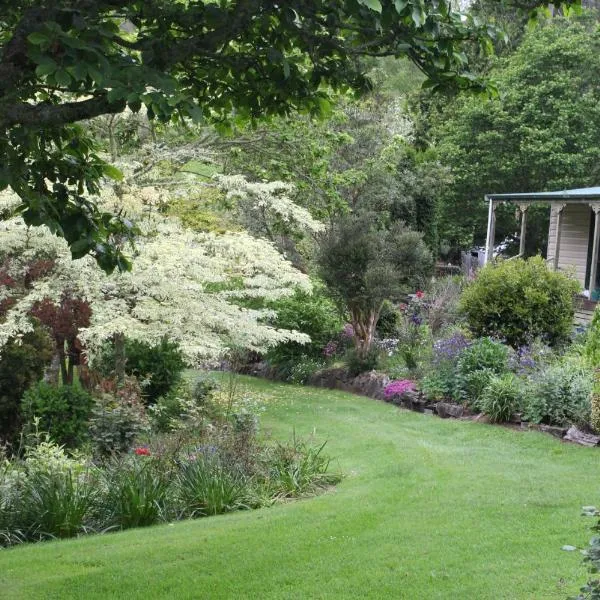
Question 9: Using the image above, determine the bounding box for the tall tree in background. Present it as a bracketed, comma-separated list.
[431, 14, 600, 254]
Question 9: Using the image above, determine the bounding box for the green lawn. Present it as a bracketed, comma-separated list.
[1, 377, 599, 599]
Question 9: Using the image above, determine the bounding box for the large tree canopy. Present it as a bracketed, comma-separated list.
[0, 0, 499, 271]
[432, 12, 600, 254]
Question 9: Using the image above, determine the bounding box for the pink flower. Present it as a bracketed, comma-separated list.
[384, 379, 416, 399]
[134, 447, 151, 456]
[415, 290, 424, 299]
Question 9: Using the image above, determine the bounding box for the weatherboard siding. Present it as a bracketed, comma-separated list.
[546, 203, 590, 287]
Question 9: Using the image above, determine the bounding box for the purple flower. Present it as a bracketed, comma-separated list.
[410, 314, 423, 326]
[341, 323, 355, 339]
[384, 379, 416, 399]
[432, 332, 471, 366]
[323, 340, 339, 357]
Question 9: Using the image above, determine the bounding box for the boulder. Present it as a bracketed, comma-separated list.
[539, 424, 569, 439]
[564, 426, 600, 447]
[436, 402, 464, 419]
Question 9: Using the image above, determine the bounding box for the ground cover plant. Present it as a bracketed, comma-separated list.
[0, 376, 597, 599]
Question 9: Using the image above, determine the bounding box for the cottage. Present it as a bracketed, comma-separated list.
[484, 187, 600, 325]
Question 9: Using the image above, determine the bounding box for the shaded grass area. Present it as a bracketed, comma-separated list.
[1, 376, 599, 599]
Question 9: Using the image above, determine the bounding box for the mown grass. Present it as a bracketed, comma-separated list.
[1, 376, 599, 599]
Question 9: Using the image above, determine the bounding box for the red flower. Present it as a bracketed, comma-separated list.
[134, 447, 151, 456]
[415, 290, 424, 299]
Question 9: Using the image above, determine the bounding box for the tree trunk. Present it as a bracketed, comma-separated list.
[351, 308, 379, 358]
[57, 344, 69, 385]
[114, 332, 126, 384]
[44, 352, 61, 384]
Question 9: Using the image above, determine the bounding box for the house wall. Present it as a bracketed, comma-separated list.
[546, 203, 590, 288]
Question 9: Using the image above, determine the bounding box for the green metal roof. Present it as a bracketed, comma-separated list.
[487, 186, 600, 202]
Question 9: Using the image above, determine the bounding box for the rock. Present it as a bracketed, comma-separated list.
[308, 368, 390, 400]
[436, 402, 464, 419]
[350, 372, 390, 400]
[473, 413, 491, 424]
[564, 426, 600, 447]
[561, 545, 577, 552]
[539, 424, 569, 439]
[510, 412, 522, 424]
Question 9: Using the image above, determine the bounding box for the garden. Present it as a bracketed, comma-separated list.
[4, 2, 600, 599]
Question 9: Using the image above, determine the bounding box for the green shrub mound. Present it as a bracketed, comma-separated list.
[460, 257, 579, 347]
[265, 286, 343, 381]
[22, 383, 94, 449]
[523, 363, 592, 427]
[455, 337, 509, 406]
[0, 324, 53, 446]
[100, 338, 186, 405]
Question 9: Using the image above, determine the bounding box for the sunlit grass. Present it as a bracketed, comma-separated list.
[0, 375, 597, 599]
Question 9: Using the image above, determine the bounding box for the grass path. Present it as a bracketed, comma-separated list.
[1, 377, 600, 599]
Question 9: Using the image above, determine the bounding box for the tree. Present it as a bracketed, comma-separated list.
[225, 94, 449, 252]
[31, 292, 92, 385]
[431, 14, 600, 254]
[0, 184, 312, 366]
[0, 0, 498, 271]
[317, 215, 432, 357]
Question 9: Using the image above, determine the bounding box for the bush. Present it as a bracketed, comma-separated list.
[420, 329, 472, 402]
[523, 362, 592, 427]
[261, 439, 341, 499]
[0, 324, 53, 446]
[149, 379, 212, 433]
[480, 374, 523, 423]
[376, 300, 400, 338]
[20, 469, 98, 540]
[21, 383, 94, 448]
[345, 347, 380, 377]
[456, 337, 509, 376]
[287, 357, 325, 384]
[88, 379, 148, 458]
[423, 276, 466, 334]
[265, 285, 343, 379]
[460, 256, 579, 347]
[455, 337, 509, 404]
[100, 456, 172, 529]
[100, 338, 186, 405]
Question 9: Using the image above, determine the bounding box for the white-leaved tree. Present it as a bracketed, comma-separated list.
[0, 184, 312, 366]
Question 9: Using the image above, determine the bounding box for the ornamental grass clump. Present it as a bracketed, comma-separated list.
[481, 374, 523, 423]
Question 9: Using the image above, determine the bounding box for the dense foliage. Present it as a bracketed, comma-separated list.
[431, 14, 600, 252]
[265, 287, 343, 380]
[101, 338, 186, 405]
[0, 324, 53, 446]
[0, 0, 495, 270]
[460, 257, 579, 347]
[21, 383, 94, 449]
[318, 215, 432, 357]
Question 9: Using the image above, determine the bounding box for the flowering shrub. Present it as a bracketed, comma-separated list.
[384, 379, 416, 399]
[432, 331, 471, 367]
